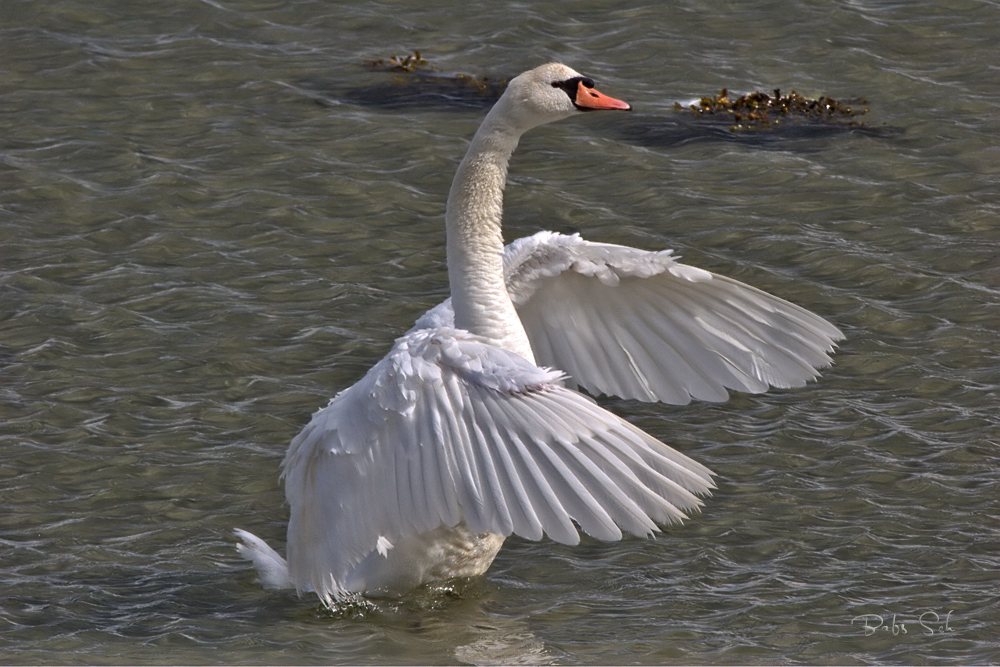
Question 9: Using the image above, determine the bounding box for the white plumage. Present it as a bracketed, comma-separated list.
[236, 63, 842, 606]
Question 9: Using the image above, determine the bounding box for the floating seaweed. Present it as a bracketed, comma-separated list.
[677, 88, 869, 131]
[299, 51, 509, 111]
[368, 51, 430, 73]
[615, 86, 898, 149]
[361, 52, 507, 108]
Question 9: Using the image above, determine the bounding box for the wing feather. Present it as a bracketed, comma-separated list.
[655, 279, 813, 383]
[469, 396, 543, 539]
[481, 396, 581, 544]
[465, 401, 515, 536]
[529, 434, 624, 541]
[621, 282, 746, 399]
[530, 390, 708, 515]
[415, 396, 450, 529]
[437, 375, 490, 532]
[608, 293, 722, 401]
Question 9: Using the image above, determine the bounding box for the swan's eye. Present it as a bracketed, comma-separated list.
[552, 76, 594, 101]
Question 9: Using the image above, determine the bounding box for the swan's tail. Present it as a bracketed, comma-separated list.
[234, 528, 293, 590]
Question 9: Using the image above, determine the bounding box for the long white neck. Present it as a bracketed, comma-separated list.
[446, 102, 536, 363]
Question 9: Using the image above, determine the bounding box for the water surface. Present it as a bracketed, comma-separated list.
[2, 0, 999, 664]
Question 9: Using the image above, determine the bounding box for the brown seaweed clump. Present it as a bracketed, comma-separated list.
[678, 89, 868, 130]
[357, 51, 508, 108]
[369, 50, 430, 73]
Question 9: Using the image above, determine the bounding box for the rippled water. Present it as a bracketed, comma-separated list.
[3, 0, 999, 664]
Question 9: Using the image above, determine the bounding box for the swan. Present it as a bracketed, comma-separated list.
[235, 63, 843, 606]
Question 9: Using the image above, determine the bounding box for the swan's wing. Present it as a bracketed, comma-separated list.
[503, 231, 844, 404]
[281, 326, 713, 603]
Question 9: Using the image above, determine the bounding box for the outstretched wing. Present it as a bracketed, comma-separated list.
[280, 326, 713, 602]
[502, 231, 844, 403]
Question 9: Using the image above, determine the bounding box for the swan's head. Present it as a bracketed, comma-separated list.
[496, 63, 631, 132]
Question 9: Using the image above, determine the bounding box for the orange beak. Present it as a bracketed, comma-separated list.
[574, 80, 632, 111]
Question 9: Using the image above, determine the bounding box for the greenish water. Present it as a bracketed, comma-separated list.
[2, 0, 999, 664]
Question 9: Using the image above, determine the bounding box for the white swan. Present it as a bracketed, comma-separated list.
[236, 63, 843, 606]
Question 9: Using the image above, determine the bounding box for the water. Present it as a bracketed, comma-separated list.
[2, 0, 999, 663]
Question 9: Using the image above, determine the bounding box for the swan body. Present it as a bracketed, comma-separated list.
[236, 63, 842, 606]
